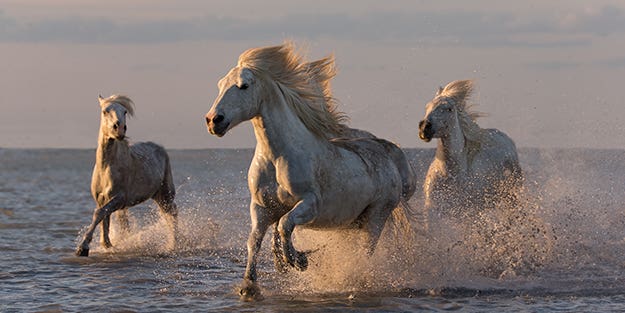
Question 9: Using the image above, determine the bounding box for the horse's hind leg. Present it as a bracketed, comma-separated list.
[154, 194, 178, 252]
[153, 179, 179, 250]
[100, 209, 129, 248]
[154, 159, 179, 251]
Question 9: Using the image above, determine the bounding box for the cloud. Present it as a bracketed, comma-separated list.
[1, 6, 624, 46]
[555, 5, 625, 36]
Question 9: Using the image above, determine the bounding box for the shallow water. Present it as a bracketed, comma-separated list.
[2, 148, 625, 312]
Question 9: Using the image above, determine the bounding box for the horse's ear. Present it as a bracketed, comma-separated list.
[98, 95, 105, 106]
[436, 86, 444, 96]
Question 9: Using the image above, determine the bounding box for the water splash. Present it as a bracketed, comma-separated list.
[70, 148, 625, 300]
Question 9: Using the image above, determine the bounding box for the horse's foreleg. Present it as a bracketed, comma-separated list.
[240, 203, 272, 301]
[278, 197, 318, 271]
[76, 196, 124, 257]
[100, 215, 112, 248]
[271, 224, 288, 273]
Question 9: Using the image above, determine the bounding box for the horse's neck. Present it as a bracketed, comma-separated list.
[251, 92, 324, 159]
[436, 120, 468, 175]
[95, 132, 130, 169]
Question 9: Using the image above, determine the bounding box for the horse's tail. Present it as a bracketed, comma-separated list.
[158, 149, 176, 202]
[389, 199, 418, 246]
[395, 152, 418, 201]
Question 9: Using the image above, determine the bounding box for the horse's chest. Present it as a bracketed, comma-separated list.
[276, 185, 298, 207]
[249, 160, 295, 211]
[91, 166, 125, 204]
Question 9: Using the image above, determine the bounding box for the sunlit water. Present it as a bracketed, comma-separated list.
[2, 148, 625, 312]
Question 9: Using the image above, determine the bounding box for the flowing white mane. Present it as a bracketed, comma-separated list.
[237, 42, 347, 139]
[436, 79, 486, 144]
[99, 94, 135, 117]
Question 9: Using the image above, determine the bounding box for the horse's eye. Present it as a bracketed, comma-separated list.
[447, 107, 453, 112]
[239, 83, 249, 90]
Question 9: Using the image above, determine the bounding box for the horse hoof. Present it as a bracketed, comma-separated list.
[283, 250, 309, 271]
[75, 247, 89, 257]
[238, 280, 263, 301]
[294, 251, 308, 271]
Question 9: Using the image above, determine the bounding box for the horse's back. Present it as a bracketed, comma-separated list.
[484, 129, 518, 156]
[479, 128, 521, 172]
[131, 141, 169, 165]
[294, 138, 399, 227]
[128, 141, 173, 202]
[335, 129, 417, 201]
[331, 137, 404, 189]
[474, 128, 523, 192]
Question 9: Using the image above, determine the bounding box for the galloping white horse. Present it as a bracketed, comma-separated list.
[76, 95, 178, 257]
[418, 80, 523, 219]
[205, 43, 416, 300]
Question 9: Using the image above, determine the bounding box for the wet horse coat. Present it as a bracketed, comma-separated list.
[76, 95, 178, 257]
[205, 43, 416, 300]
[418, 80, 523, 219]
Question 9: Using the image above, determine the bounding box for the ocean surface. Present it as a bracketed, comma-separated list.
[2, 148, 625, 312]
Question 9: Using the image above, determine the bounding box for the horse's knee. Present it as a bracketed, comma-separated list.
[277, 214, 290, 233]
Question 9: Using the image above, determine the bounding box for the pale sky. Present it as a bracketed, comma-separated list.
[2, 0, 625, 149]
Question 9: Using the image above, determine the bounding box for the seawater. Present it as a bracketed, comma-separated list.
[1, 148, 625, 312]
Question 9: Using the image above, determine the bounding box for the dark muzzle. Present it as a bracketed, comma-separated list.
[205, 112, 229, 137]
[418, 120, 433, 142]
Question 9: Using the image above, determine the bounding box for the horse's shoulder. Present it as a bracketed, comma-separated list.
[248, 153, 275, 181]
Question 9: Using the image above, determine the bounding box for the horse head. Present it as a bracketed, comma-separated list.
[206, 42, 348, 139]
[98, 95, 134, 141]
[419, 80, 474, 142]
[205, 66, 259, 137]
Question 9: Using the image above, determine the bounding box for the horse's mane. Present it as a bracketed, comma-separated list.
[99, 94, 135, 117]
[437, 80, 486, 144]
[237, 42, 348, 139]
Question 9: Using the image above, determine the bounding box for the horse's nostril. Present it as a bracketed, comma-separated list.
[113, 124, 118, 130]
[213, 115, 225, 124]
[419, 120, 432, 132]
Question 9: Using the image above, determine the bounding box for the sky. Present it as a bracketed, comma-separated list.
[2, 0, 625, 149]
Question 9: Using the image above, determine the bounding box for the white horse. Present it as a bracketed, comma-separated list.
[418, 80, 523, 219]
[76, 95, 178, 257]
[205, 43, 416, 300]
